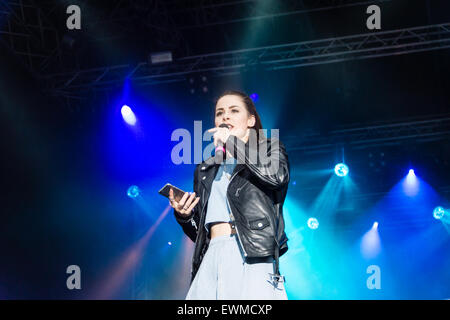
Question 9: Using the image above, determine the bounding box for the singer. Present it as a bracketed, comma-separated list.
[169, 90, 290, 299]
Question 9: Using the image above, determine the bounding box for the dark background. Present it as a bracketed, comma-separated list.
[0, 0, 449, 299]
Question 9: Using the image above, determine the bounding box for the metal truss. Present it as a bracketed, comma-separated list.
[283, 115, 450, 153]
[77, 0, 189, 53]
[0, 0, 61, 76]
[167, 0, 392, 29]
[43, 22, 450, 97]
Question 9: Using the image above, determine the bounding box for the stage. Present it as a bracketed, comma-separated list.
[0, 0, 449, 300]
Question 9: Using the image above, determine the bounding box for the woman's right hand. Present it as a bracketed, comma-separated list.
[169, 188, 200, 217]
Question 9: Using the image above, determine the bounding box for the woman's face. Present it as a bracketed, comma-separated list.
[215, 95, 255, 141]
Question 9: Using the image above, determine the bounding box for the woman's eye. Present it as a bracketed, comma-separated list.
[216, 112, 222, 116]
[232, 109, 238, 113]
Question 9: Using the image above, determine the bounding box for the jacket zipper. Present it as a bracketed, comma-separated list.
[227, 169, 248, 257]
[235, 181, 248, 197]
[194, 188, 208, 242]
[191, 187, 208, 276]
[190, 217, 198, 230]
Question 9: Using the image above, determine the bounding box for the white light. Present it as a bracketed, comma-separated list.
[121, 105, 136, 126]
[403, 168, 419, 197]
[361, 223, 381, 259]
[307, 217, 319, 230]
[433, 206, 445, 220]
[334, 163, 349, 177]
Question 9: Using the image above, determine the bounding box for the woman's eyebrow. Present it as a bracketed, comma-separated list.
[216, 105, 239, 112]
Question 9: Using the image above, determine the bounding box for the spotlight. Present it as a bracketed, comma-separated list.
[403, 167, 419, 197]
[250, 93, 259, 102]
[433, 206, 445, 220]
[307, 217, 319, 230]
[121, 105, 136, 126]
[361, 222, 381, 259]
[127, 185, 141, 198]
[168, 241, 172, 246]
[334, 163, 349, 177]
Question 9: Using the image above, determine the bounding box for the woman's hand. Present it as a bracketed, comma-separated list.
[208, 126, 250, 145]
[169, 188, 200, 217]
[207, 126, 231, 147]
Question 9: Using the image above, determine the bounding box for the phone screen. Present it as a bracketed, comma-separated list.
[158, 183, 186, 202]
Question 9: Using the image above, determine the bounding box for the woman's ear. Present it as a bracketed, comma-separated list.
[247, 115, 256, 128]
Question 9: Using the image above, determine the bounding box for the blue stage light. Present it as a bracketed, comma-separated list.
[168, 241, 172, 246]
[433, 206, 445, 220]
[121, 105, 137, 126]
[127, 185, 141, 198]
[403, 168, 419, 196]
[361, 222, 381, 259]
[334, 163, 349, 177]
[307, 217, 319, 230]
[250, 93, 259, 102]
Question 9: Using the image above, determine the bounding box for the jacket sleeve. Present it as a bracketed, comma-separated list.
[173, 164, 201, 243]
[225, 135, 290, 190]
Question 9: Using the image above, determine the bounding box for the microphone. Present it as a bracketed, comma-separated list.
[215, 123, 230, 164]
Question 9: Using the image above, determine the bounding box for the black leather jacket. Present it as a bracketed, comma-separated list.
[174, 135, 290, 283]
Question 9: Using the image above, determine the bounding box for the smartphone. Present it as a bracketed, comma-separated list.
[158, 183, 187, 202]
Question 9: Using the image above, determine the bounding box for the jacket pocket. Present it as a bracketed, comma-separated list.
[248, 217, 270, 230]
[234, 180, 249, 197]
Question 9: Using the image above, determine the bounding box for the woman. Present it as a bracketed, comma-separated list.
[169, 90, 290, 299]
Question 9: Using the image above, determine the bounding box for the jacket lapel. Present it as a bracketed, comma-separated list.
[199, 158, 220, 195]
[199, 157, 245, 196]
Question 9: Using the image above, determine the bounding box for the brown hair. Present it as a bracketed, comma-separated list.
[214, 90, 265, 142]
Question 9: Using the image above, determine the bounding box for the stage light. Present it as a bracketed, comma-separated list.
[403, 167, 419, 196]
[334, 163, 349, 177]
[149, 51, 172, 64]
[127, 185, 141, 198]
[121, 105, 136, 126]
[168, 241, 172, 246]
[250, 93, 259, 102]
[307, 217, 319, 230]
[433, 206, 445, 220]
[360, 222, 381, 259]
